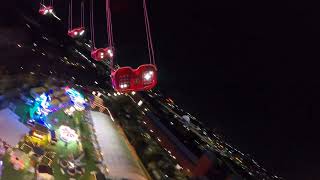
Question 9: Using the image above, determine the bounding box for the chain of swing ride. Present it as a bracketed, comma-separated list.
[106, 0, 114, 68]
[68, 0, 72, 31]
[40, 0, 154, 67]
[142, 0, 156, 66]
[81, 1, 85, 28]
[89, 0, 155, 69]
[68, 0, 85, 31]
[38, 0, 156, 91]
[89, 0, 96, 49]
[40, 0, 53, 8]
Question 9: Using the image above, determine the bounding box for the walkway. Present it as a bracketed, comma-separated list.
[90, 111, 148, 180]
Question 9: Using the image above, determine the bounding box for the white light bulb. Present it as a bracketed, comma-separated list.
[144, 73, 152, 80]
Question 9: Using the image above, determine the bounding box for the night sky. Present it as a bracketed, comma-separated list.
[118, 2, 319, 179]
[2, 0, 320, 179]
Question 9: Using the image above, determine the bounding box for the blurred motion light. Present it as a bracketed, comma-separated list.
[79, 30, 85, 36]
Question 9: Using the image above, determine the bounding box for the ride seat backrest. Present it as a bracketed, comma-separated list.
[136, 64, 157, 85]
[111, 64, 157, 92]
[119, 74, 131, 85]
[114, 67, 134, 87]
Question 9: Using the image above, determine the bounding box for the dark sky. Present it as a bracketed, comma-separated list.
[3, 0, 320, 179]
[120, 2, 319, 179]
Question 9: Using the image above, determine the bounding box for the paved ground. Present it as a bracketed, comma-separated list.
[90, 111, 148, 180]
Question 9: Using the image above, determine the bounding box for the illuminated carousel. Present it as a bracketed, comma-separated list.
[58, 125, 78, 143]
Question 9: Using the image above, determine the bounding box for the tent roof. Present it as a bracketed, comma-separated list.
[0, 108, 30, 146]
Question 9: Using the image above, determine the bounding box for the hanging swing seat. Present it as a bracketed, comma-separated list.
[68, 27, 85, 38]
[91, 47, 113, 61]
[110, 0, 158, 93]
[39, 6, 54, 15]
[111, 64, 157, 93]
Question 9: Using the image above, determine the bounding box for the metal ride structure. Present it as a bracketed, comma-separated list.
[89, 0, 114, 62]
[67, 0, 86, 38]
[110, 0, 158, 93]
[37, 0, 158, 93]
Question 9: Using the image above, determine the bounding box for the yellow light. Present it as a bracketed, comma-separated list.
[33, 132, 44, 139]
